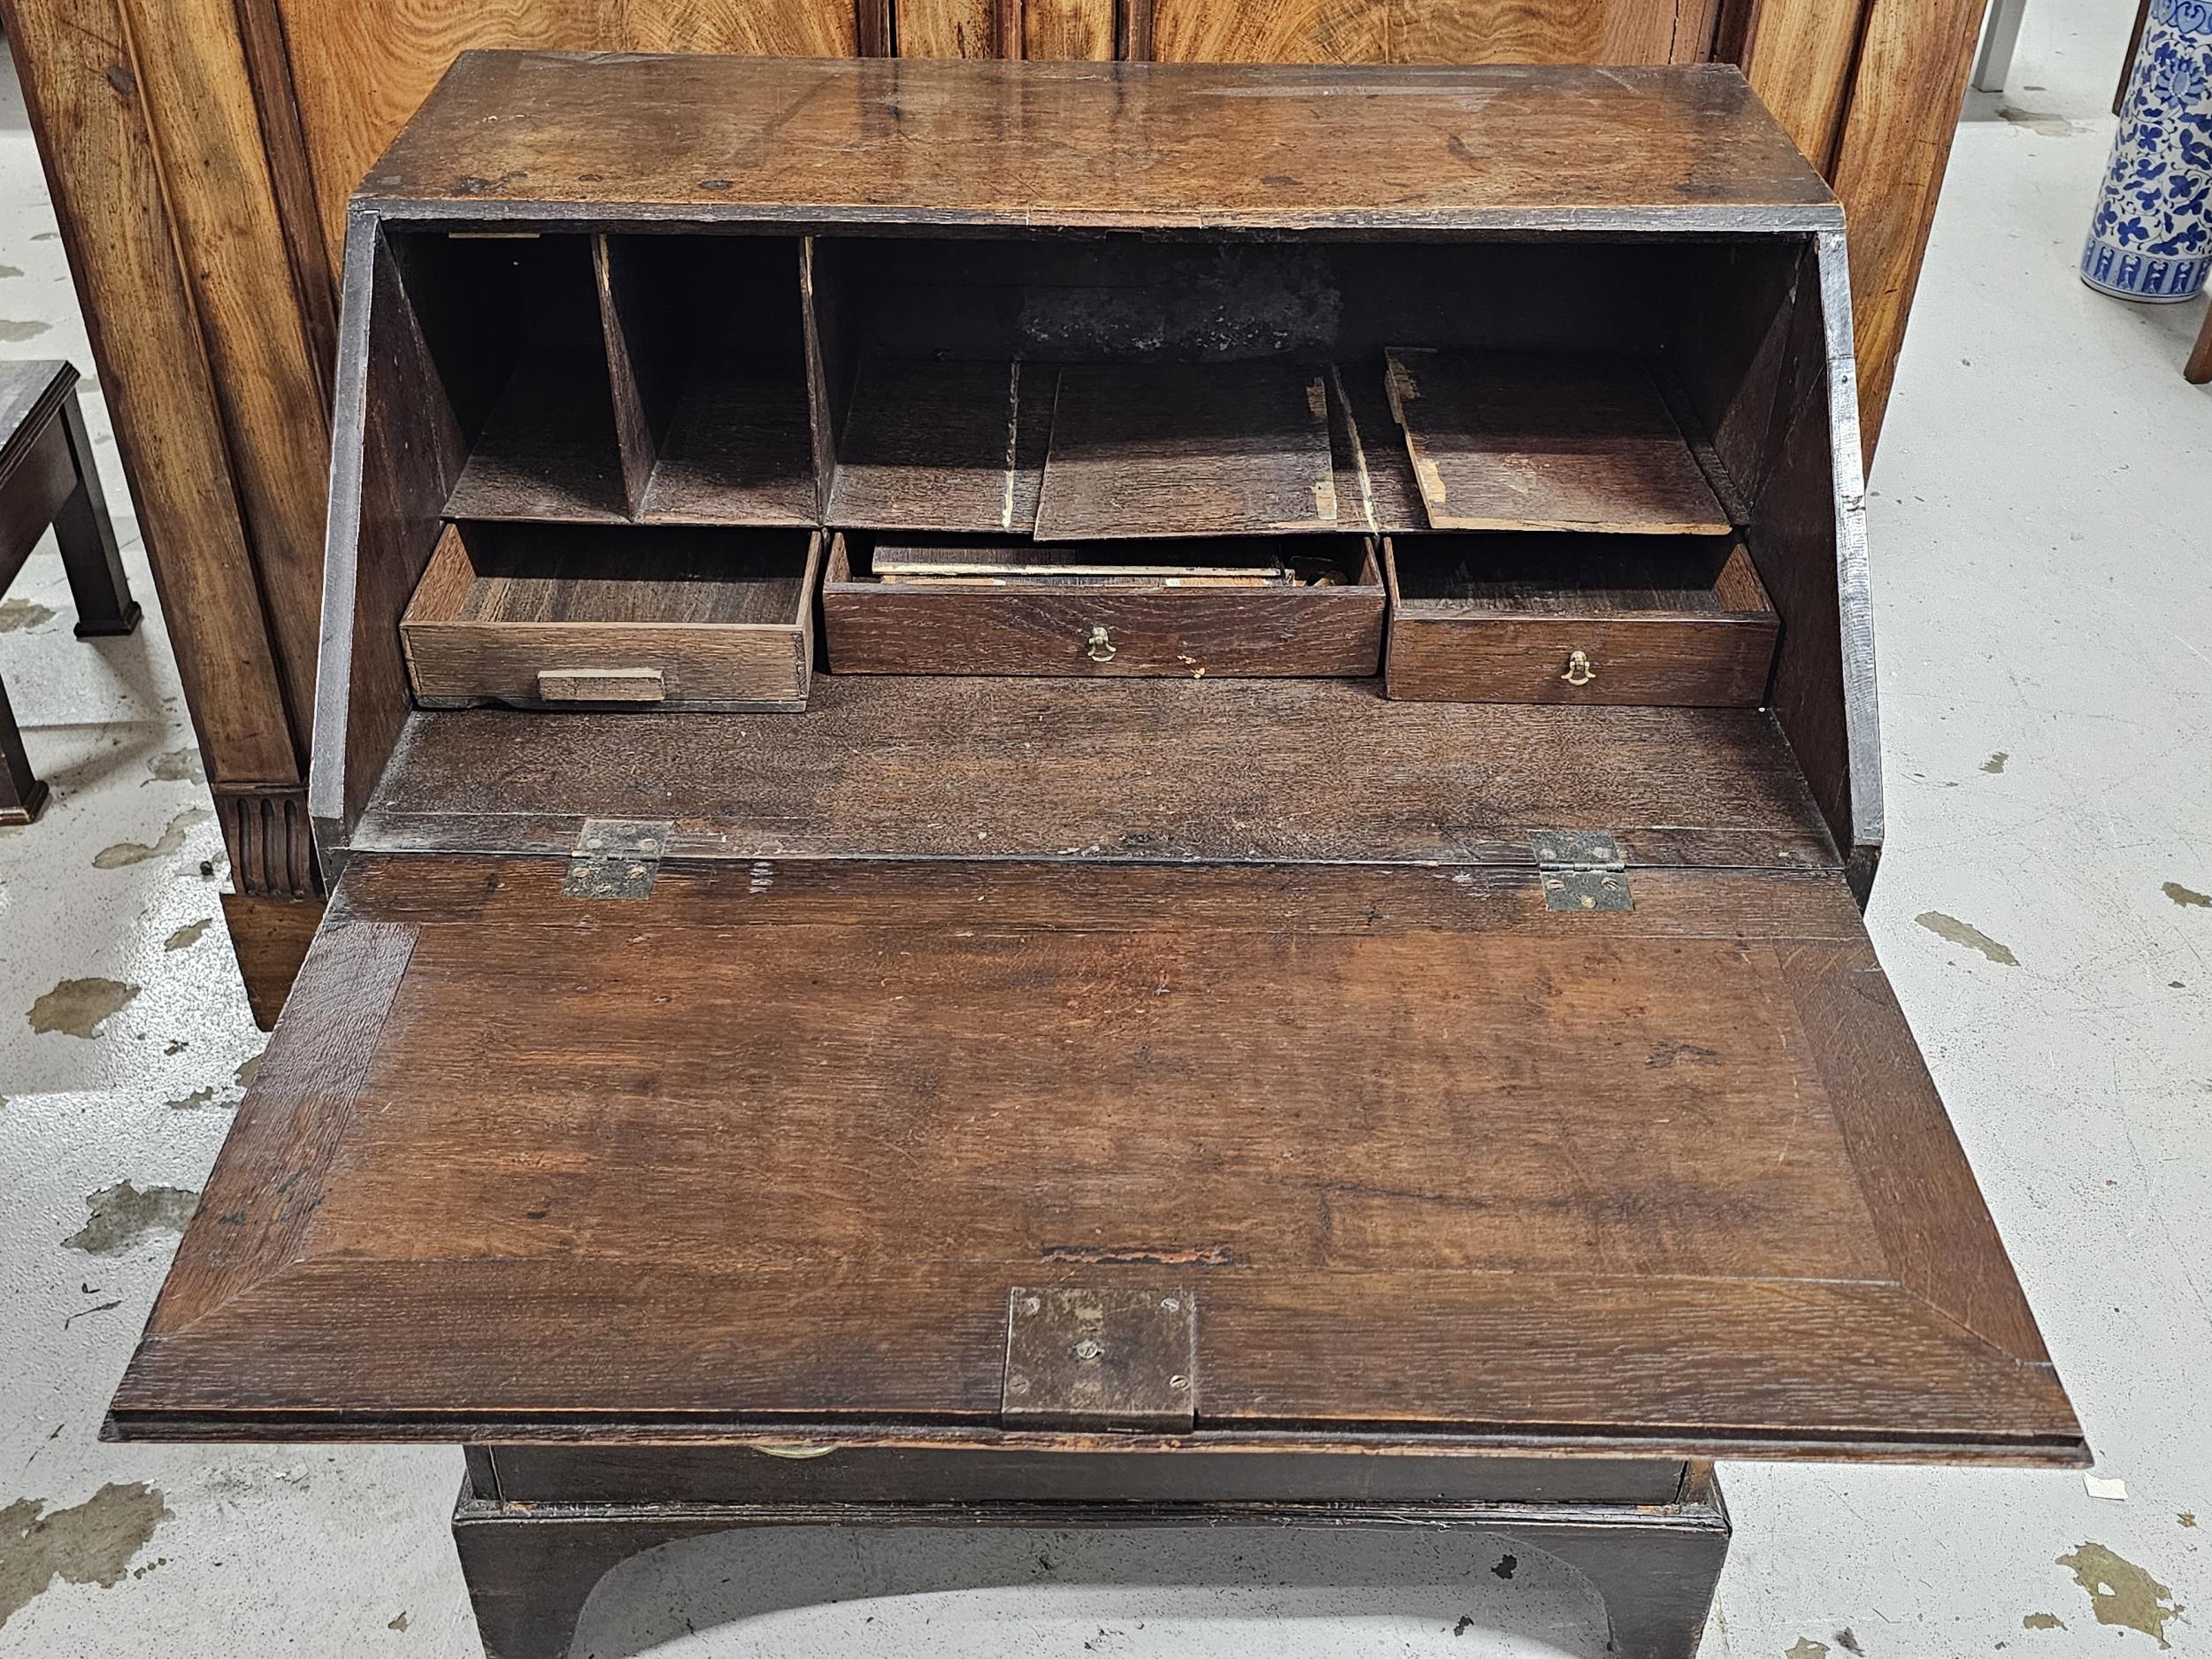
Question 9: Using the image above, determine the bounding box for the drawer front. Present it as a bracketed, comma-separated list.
[823, 587, 1384, 678]
[1386, 614, 1778, 706]
[405, 621, 810, 711]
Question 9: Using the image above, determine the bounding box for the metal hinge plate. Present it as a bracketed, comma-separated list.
[1532, 829, 1631, 912]
[1002, 1286, 1196, 1432]
[563, 818, 672, 899]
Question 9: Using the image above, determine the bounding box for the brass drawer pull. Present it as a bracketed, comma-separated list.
[1561, 649, 1595, 687]
[1086, 625, 1117, 663]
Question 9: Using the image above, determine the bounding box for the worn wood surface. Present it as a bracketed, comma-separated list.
[401, 524, 818, 711]
[110, 0, 332, 735]
[1828, 0, 1987, 461]
[111, 853, 2075, 1462]
[219, 891, 327, 1029]
[1384, 536, 1779, 706]
[354, 680, 1839, 870]
[310, 221, 467, 854]
[824, 534, 1382, 677]
[360, 57, 1837, 233]
[1719, 0, 1870, 173]
[1038, 363, 1338, 541]
[1386, 351, 1731, 535]
[0, 0, 303, 789]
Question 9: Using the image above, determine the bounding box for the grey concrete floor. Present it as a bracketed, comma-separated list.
[4, 2, 2210, 1654]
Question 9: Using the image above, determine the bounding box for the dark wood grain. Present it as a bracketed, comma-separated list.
[1386, 350, 1732, 535]
[1036, 362, 1337, 540]
[1384, 536, 1779, 706]
[353, 680, 1839, 870]
[823, 534, 1383, 677]
[357, 56, 1837, 233]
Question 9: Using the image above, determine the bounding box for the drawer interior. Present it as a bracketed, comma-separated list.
[1391, 534, 1770, 614]
[400, 519, 818, 710]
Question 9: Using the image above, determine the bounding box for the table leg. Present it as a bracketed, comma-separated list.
[50, 387, 139, 638]
[0, 673, 50, 824]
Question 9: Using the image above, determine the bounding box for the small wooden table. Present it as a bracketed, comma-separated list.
[0, 359, 139, 821]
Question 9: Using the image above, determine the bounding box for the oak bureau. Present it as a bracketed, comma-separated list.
[108, 51, 2085, 1658]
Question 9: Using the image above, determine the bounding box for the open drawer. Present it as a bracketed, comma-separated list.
[113, 686, 2081, 1464]
[1385, 534, 1780, 705]
[400, 520, 820, 711]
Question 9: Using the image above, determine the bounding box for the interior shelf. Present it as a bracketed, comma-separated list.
[1384, 349, 1732, 535]
[824, 357, 1048, 534]
[1034, 360, 1340, 541]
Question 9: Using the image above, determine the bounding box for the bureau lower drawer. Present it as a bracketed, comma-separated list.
[401, 520, 820, 711]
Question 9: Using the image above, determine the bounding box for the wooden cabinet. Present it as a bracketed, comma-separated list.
[104, 54, 2076, 1658]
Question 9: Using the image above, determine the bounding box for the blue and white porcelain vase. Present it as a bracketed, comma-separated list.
[2083, 0, 2212, 301]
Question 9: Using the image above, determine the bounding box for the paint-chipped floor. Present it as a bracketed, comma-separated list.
[3, 0, 2210, 1651]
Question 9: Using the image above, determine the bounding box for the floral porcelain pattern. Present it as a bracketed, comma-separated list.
[2083, 0, 2212, 299]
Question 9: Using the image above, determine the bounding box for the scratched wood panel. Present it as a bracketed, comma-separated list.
[110, 853, 2079, 1460]
[270, 0, 860, 266]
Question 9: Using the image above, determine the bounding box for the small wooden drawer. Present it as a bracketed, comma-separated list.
[401, 520, 820, 710]
[1384, 534, 1778, 706]
[822, 533, 1385, 678]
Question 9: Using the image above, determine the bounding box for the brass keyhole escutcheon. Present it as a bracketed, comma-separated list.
[1562, 649, 1595, 687]
[1087, 625, 1117, 663]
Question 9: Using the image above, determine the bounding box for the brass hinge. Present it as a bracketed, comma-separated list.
[1532, 830, 1631, 912]
[1002, 1286, 1196, 1432]
[564, 818, 672, 899]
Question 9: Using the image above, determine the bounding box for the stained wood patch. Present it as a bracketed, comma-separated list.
[1385, 349, 1731, 535]
[1035, 362, 1337, 541]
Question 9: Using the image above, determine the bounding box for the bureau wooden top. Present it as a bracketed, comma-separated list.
[356, 55, 1839, 234]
